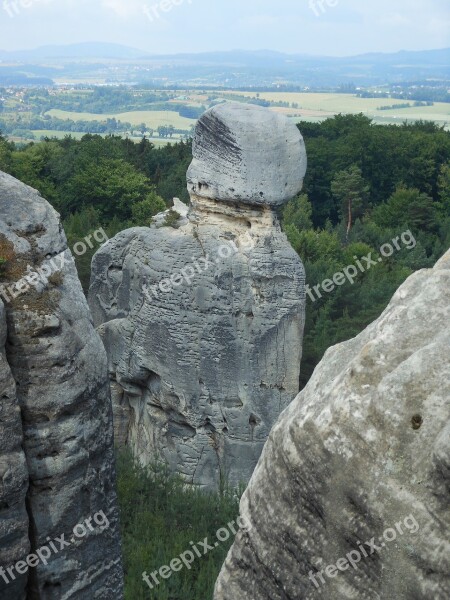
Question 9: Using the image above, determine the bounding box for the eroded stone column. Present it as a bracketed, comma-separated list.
[0, 171, 123, 599]
[0, 299, 29, 600]
[89, 103, 307, 489]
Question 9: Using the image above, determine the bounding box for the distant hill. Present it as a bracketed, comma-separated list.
[1, 45, 448, 66]
[0, 45, 448, 87]
[0, 42, 147, 61]
[142, 47, 450, 67]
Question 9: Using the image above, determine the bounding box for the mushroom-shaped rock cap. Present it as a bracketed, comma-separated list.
[187, 102, 307, 207]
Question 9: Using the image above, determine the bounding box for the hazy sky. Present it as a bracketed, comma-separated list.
[0, 0, 449, 55]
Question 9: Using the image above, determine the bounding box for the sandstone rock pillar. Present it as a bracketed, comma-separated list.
[0, 171, 123, 599]
[89, 103, 308, 489]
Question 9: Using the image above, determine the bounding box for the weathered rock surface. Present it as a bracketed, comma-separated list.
[187, 103, 307, 206]
[0, 171, 123, 598]
[0, 299, 29, 600]
[214, 251, 450, 600]
[89, 103, 307, 489]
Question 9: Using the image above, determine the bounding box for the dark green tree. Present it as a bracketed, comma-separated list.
[331, 165, 370, 239]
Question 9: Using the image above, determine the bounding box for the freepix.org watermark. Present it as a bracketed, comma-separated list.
[2, 0, 49, 18]
[142, 515, 251, 590]
[143, 231, 254, 300]
[308, 514, 420, 589]
[0, 510, 110, 586]
[306, 230, 416, 303]
[143, 0, 192, 23]
[309, 0, 339, 18]
[0, 228, 108, 304]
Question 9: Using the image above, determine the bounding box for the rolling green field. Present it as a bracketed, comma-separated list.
[4, 91, 447, 147]
[46, 109, 197, 129]
[45, 93, 449, 131]
[240, 92, 450, 127]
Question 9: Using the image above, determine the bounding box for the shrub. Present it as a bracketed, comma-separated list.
[117, 450, 243, 600]
[161, 209, 181, 229]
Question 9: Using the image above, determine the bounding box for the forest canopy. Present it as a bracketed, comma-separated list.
[1, 114, 448, 387]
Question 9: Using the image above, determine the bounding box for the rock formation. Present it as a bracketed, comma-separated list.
[214, 251, 450, 600]
[0, 171, 123, 599]
[0, 299, 29, 600]
[88, 103, 307, 489]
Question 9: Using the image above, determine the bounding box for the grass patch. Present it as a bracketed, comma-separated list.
[117, 450, 243, 600]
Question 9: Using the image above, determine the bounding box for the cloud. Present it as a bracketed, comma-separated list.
[0, 0, 448, 55]
[237, 15, 282, 29]
[377, 13, 412, 28]
[101, 0, 143, 18]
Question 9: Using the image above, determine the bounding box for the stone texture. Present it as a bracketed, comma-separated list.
[187, 102, 307, 207]
[0, 171, 123, 599]
[214, 251, 450, 600]
[89, 104, 307, 489]
[0, 299, 29, 600]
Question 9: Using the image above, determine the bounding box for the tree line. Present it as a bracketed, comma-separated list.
[0, 114, 448, 387]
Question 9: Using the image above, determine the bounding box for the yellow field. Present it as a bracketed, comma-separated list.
[37, 93, 449, 134]
[235, 92, 450, 126]
[46, 109, 197, 129]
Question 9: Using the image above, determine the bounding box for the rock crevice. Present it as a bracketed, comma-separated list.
[214, 251, 450, 600]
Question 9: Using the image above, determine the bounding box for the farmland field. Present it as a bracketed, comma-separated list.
[234, 92, 450, 127]
[46, 109, 197, 129]
[46, 93, 450, 130]
[3, 90, 447, 146]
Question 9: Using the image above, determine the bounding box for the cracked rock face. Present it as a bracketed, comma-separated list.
[0, 171, 123, 599]
[0, 299, 29, 600]
[187, 102, 307, 206]
[89, 104, 307, 489]
[214, 251, 450, 600]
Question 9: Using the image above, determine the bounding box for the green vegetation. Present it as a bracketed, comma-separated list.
[117, 450, 242, 600]
[377, 101, 434, 111]
[0, 133, 189, 288]
[0, 114, 449, 385]
[46, 109, 196, 131]
[0, 114, 132, 137]
[2, 87, 448, 145]
[132, 194, 167, 226]
[162, 209, 182, 228]
[238, 92, 450, 128]
[281, 115, 450, 385]
[25, 87, 174, 114]
[1, 107, 449, 599]
[0, 87, 201, 141]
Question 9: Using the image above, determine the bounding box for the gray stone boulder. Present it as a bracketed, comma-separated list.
[214, 250, 450, 600]
[187, 102, 307, 207]
[0, 171, 123, 599]
[89, 104, 307, 489]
